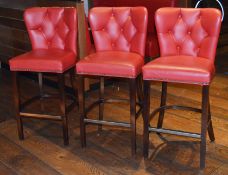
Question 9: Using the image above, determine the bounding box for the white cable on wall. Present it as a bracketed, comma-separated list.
[194, 0, 224, 21]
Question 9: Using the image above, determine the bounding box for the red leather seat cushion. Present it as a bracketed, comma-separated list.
[76, 51, 144, 78]
[9, 49, 76, 73]
[143, 56, 215, 85]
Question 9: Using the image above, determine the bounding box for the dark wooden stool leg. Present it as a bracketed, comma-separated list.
[98, 77, 104, 133]
[58, 74, 69, 145]
[136, 75, 144, 104]
[143, 80, 150, 158]
[38, 73, 45, 112]
[78, 75, 86, 147]
[200, 85, 209, 169]
[207, 99, 215, 142]
[12, 71, 24, 140]
[69, 68, 77, 93]
[157, 82, 167, 128]
[129, 78, 137, 156]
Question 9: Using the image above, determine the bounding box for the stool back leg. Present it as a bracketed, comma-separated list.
[12, 71, 24, 140]
[98, 77, 104, 133]
[58, 74, 69, 145]
[78, 76, 86, 147]
[143, 80, 150, 158]
[129, 78, 137, 156]
[200, 85, 209, 169]
[157, 82, 167, 128]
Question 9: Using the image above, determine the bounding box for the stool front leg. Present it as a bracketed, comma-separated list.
[38, 72, 45, 112]
[98, 77, 104, 133]
[69, 68, 77, 96]
[143, 80, 150, 158]
[78, 75, 86, 147]
[12, 71, 24, 140]
[58, 74, 69, 145]
[136, 75, 144, 104]
[200, 85, 209, 169]
[129, 78, 137, 156]
[157, 82, 167, 129]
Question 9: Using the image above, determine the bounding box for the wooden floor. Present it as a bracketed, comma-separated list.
[0, 68, 227, 175]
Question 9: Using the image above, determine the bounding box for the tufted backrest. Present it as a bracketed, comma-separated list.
[155, 8, 221, 61]
[92, 0, 177, 34]
[89, 7, 148, 57]
[24, 7, 77, 55]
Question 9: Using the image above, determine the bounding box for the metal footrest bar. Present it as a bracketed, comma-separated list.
[85, 98, 142, 116]
[37, 93, 76, 101]
[21, 93, 77, 111]
[40, 93, 76, 101]
[40, 93, 60, 99]
[20, 112, 62, 121]
[149, 105, 202, 121]
[84, 118, 131, 128]
[104, 98, 142, 107]
[104, 98, 128, 103]
[149, 127, 201, 139]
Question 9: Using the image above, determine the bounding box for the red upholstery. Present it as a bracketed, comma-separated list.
[143, 56, 215, 84]
[76, 51, 144, 78]
[155, 8, 221, 60]
[89, 7, 147, 57]
[143, 8, 222, 85]
[9, 7, 77, 73]
[10, 49, 76, 73]
[76, 7, 148, 78]
[91, 0, 178, 57]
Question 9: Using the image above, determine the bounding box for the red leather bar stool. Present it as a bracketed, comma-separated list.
[76, 7, 148, 155]
[9, 7, 78, 145]
[142, 8, 221, 168]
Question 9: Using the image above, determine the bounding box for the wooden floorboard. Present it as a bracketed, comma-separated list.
[0, 133, 62, 175]
[0, 68, 228, 175]
[0, 161, 18, 175]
